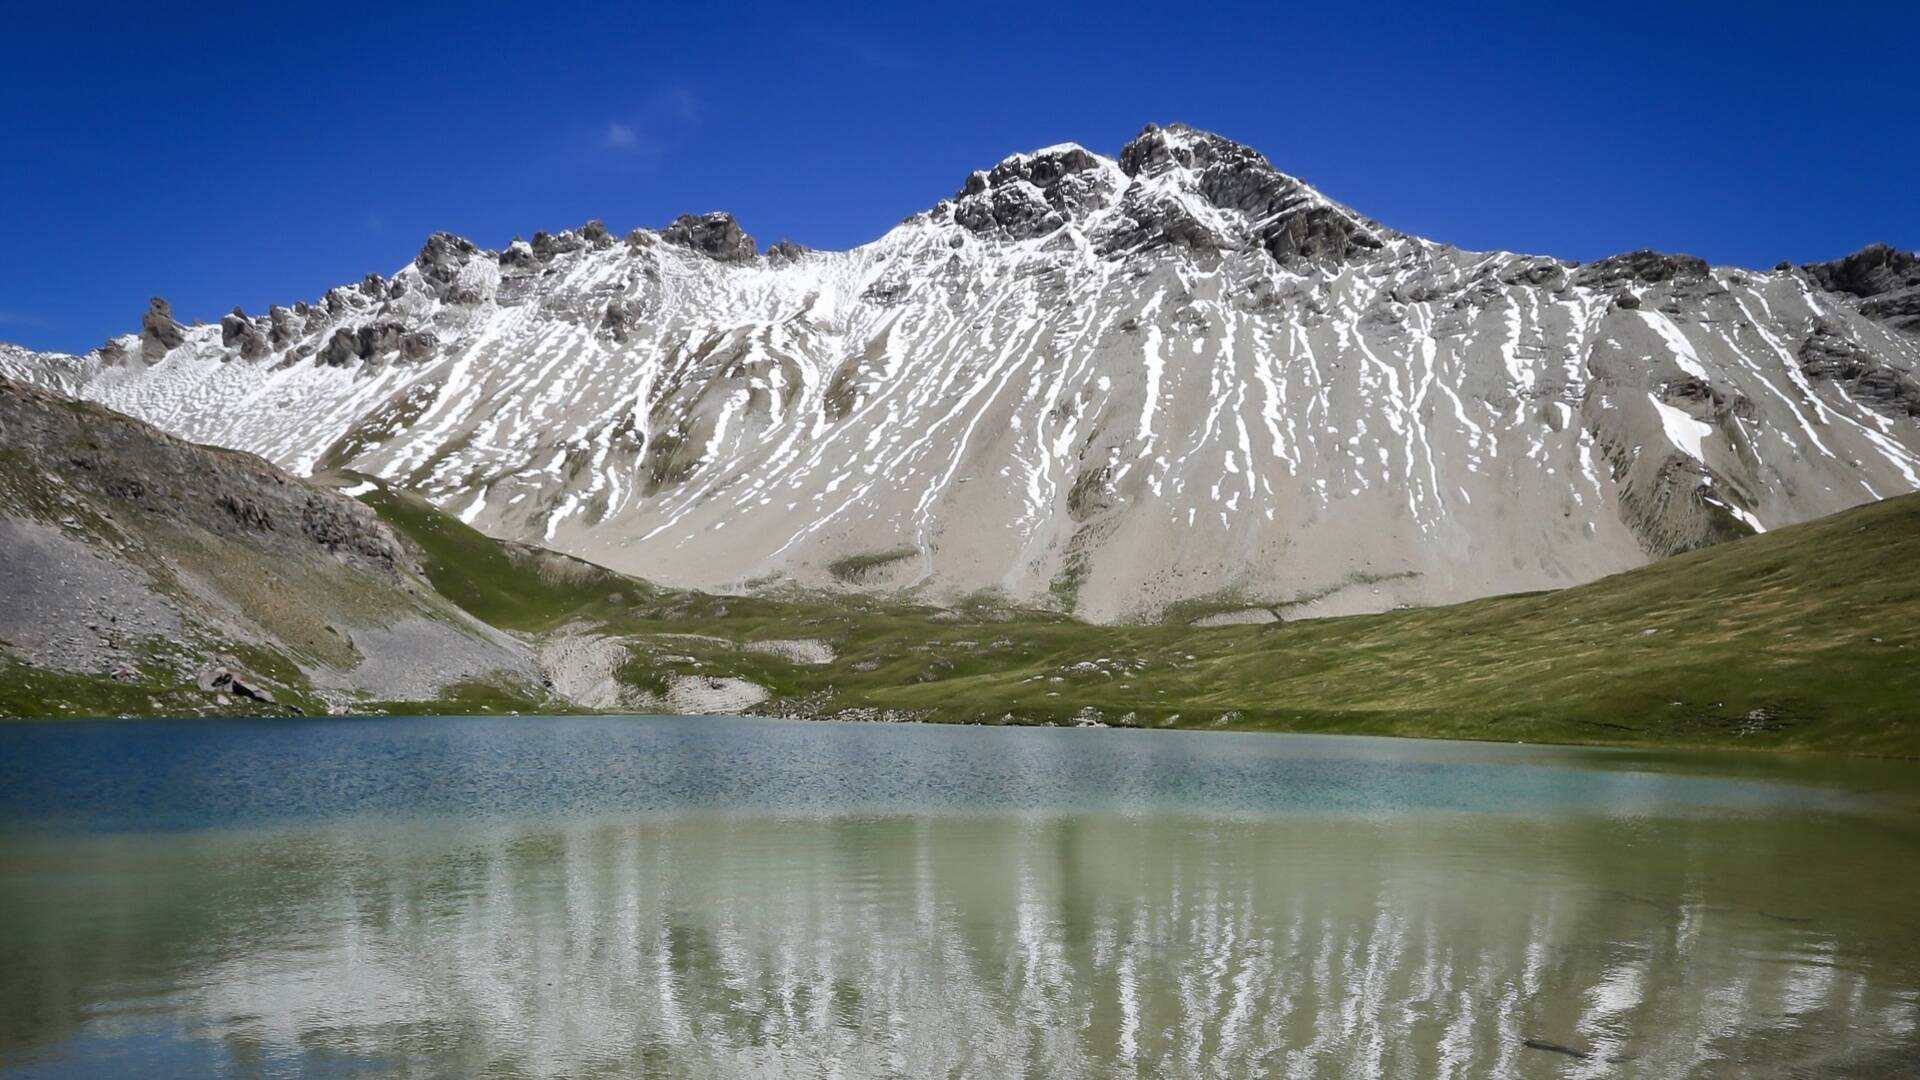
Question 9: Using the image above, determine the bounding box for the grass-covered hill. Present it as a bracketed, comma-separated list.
[356, 473, 1920, 756]
[4, 375, 1916, 754]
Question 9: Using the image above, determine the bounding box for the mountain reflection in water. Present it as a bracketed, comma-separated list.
[4, 808, 1916, 1078]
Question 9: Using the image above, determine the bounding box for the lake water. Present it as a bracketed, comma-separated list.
[2, 715, 1917, 1078]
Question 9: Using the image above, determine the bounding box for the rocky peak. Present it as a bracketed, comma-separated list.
[531, 229, 587, 259]
[415, 231, 480, 285]
[1802, 243, 1920, 298]
[1108, 123, 1385, 262]
[1570, 250, 1712, 289]
[1801, 243, 1920, 335]
[499, 237, 538, 271]
[951, 143, 1124, 241]
[662, 212, 756, 262]
[1116, 123, 1241, 178]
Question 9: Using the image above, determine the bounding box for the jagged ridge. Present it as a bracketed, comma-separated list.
[3, 122, 1918, 622]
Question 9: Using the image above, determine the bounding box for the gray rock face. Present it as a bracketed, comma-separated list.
[4, 124, 1917, 623]
[1802, 243, 1920, 335]
[1799, 318, 1920, 418]
[140, 297, 186, 361]
[267, 305, 299, 347]
[1571, 250, 1712, 289]
[319, 322, 422, 366]
[662, 212, 756, 262]
[318, 328, 359, 367]
[415, 231, 481, 297]
[498, 238, 538, 271]
[357, 323, 406, 357]
[765, 240, 809, 262]
[297, 301, 328, 334]
[1803, 243, 1920, 298]
[401, 330, 436, 361]
[531, 229, 586, 258]
[601, 299, 642, 342]
[953, 144, 1118, 241]
[0, 377, 412, 573]
[1111, 124, 1385, 261]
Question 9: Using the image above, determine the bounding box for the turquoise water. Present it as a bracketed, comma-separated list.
[2, 715, 1917, 1077]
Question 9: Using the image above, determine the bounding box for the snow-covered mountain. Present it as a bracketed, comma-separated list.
[7, 123, 1919, 622]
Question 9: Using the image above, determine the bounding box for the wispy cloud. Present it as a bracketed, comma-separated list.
[602, 121, 638, 150]
[0, 309, 51, 329]
[585, 86, 703, 172]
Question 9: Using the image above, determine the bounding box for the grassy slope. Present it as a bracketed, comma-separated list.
[360, 480, 1920, 755]
[350, 484, 635, 630]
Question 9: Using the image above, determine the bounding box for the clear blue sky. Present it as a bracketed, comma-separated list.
[3, 0, 1916, 353]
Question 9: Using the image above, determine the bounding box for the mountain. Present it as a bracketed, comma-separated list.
[6, 123, 1919, 622]
[4, 376, 1916, 751]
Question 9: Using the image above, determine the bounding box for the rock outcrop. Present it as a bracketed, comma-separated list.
[1798, 318, 1920, 418]
[1802, 243, 1920, 335]
[196, 666, 279, 705]
[220, 308, 269, 361]
[1572, 250, 1712, 289]
[661, 212, 756, 262]
[139, 297, 186, 361]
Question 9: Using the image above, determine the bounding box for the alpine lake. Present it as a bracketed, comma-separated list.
[3, 714, 1917, 1078]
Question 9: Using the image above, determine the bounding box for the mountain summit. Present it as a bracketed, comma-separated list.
[941, 124, 1384, 262]
[5, 124, 1918, 621]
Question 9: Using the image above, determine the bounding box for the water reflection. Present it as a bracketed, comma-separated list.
[5, 809, 1917, 1077]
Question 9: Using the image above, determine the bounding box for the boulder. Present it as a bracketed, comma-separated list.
[401, 329, 436, 361]
[317, 328, 359, 367]
[196, 666, 276, 705]
[602, 299, 637, 342]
